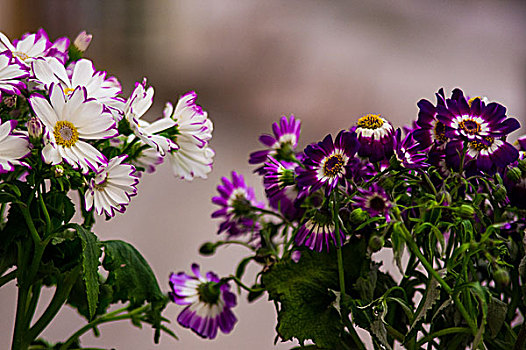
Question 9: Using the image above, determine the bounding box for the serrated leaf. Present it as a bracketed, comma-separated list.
[371, 318, 392, 350]
[487, 297, 507, 338]
[72, 224, 101, 319]
[410, 273, 442, 331]
[102, 240, 163, 306]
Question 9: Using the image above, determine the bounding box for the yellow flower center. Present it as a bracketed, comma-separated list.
[357, 114, 384, 130]
[63, 87, 75, 96]
[469, 137, 494, 151]
[459, 119, 481, 135]
[13, 51, 29, 61]
[434, 121, 447, 142]
[53, 121, 79, 147]
[323, 154, 344, 177]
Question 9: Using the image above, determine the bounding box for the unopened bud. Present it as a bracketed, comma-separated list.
[506, 167, 522, 183]
[349, 208, 369, 225]
[494, 268, 510, 288]
[368, 235, 384, 252]
[518, 159, 526, 173]
[493, 185, 507, 203]
[27, 117, 43, 140]
[199, 242, 217, 256]
[456, 204, 474, 219]
[53, 165, 64, 178]
[73, 31, 92, 52]
[3, 95, 16, 108]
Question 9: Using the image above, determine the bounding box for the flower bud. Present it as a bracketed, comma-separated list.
[492, 185, 507, 203]
[368, 235, 384, 252]
[456, 204, 474, 219]
[199, 242, 217, 256]
[349, 208, 369, 225]
[3, 95, 16, 108]
[494, 268, 510, 288]
[437, 190, 452, 206]
[27, 117, 43, 141]
[506, 167, 522, 183]
[73, 31, 92, 52]
[518, 159, 526, 173]
[53, 165, 64, 178]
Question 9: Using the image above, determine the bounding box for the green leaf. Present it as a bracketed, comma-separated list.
[371, 318, 392, 350]
[102, 240, 164, 306]
[410, 272, 443, 331]
[71, 224, 101, 319]
[487, 296, 507, 338]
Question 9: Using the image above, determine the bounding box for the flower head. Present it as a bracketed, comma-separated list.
[0, 119, 30, 173]
[169, 264, 237, 339]
[84, 155, 139, 217]
[393, 129, 428, 169]
[263, 157, 303, 220]
[211, 171, 264, 237]
[353, 114, 395, 162]
[295, 209, 344, 252]
[296, 130, 359, 195]
[354, 184, 391, 219]
[0, 51, 29, 99]
[413, 89, 447, 148]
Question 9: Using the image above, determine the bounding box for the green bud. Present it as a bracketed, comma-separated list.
[456, 204, 474, 219]
[518, 159, 526, 173]
[506, 167, 522, 183]
[492, 185, 507, 203]
[349, 208, 369, 225]
[494, 268, 510, 288]
[437, 190, 452, 205]
[53, 165, 65, 178]
[199, 242, 217, 256]
[368, 235, 384, 252]
[380, 176, 396, 192]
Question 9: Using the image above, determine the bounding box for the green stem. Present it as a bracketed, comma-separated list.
[415, 327, 472, 347]
[420, 170, 438, 197]
[227, 275, 264, 293]
[0, 269, 17, 287]
[38, 188, 51, 236]
[251, 206, 290, 224]
[215, 240, 256, 251]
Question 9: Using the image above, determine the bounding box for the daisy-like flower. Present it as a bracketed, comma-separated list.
[249, 115, 301, 172]
[263, 156, 303, 220]
[84, 155, 139, 216]
[353, 114, 395, 162]
[0, 51, 29, 99]
[0, 119, 31, 173]
[354, 184, 391, 220]
[169, 264, 237, 339]
[32, 58, 125, 120]
[412, 88, 447, 148]
[28, 84, 118, 173]
[0, 29, 69, 66]
[393, 129, 428, 169]
[437, 88, 520, 143]
[295, 209, 344, 252]
[296, 130, 359, 195]
[162, 93, 215, 180]
[211, 171, 264, 237]
[124, 79, 177, 156]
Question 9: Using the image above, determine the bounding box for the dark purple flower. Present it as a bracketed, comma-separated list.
[295, 209, 344, 252]
[413, 89, 447, 148]
[393, 129, 428, 169]
[354, 184, 391, 220]
[169, 264, 237, 339]
[436, 88, 520, 143]
[212, 171, 264, 237]
[353, 114, 395, 162]
[296, 130, 359, 195]
[249, 115, 301, 172]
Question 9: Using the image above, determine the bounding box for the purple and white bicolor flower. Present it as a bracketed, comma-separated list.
[354, 184, 391, 220]
[84, 155, 139, 217]
[436, 88, 520, 143]
[169, 264, 237, 340]
[0, 119, 31, 173]
[413, 88, 448, 148]
[28, 83, 118, 173]
[249, 115, 301, 173]
[32, 57, 125, 120]
[0, 29, 69, 67]
[353, 114, 395, 162]
[296, 130, 359, 195]
[212, 171, 264, 237]
[295, 210, 344, 252]
[124, 79, 177, 156]
[393, 129, 428, 169]
[0, 51, 29, 99]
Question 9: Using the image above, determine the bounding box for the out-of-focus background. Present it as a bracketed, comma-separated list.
[1, 0, 525, 349]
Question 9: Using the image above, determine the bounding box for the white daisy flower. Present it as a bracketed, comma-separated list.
[167, 138, 215, 180]
[32, 57, 125, 121]
[28, 83, 118, 173]
[0, 119, 31, 173]
[124, 79, 176, 156]
[85, 155, 139, 217]
[0, 51, 29, 99]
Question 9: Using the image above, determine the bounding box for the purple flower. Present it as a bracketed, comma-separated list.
[393, 129, 428, 169]
[212, 171, 264, 237]
[353, 114, 395, 162]
[354, 184, 391, 220]
[249, 115, 301, 172]
[169, 264, 237, 339]
[0, 51, 29, 99]
[413, 89, 448, 148]
[437, 88, 520, 143]
[295, 209, 344, 252]
[296, 130, 359, 195]
[263, 157, 303, 220]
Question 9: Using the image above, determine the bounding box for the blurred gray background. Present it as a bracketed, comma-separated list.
[1, 0, 525, 349]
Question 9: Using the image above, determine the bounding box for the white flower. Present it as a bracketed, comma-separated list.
[0, 119, 30, 173]
[28, 84, 117, 173]
[85, 155, 139, 217]
[167, 138, 215, 180]
[32, 57, 125, 120]
[124, 79, 176, 155]
[0, 51, 29, 99]
[73, 31, 92, 52]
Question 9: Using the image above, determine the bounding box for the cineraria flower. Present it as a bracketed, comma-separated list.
[354, 184, 391, 220]
[295, 209, 344, 252]
[84, 155, 139, 217]
[437, 88, 520, 143]
[393, 129, 428, 169]
[413, 88, 448, 148]
[169, 264, 237, 339]
[28, 84, 117, 173]
[124, 79, 177, 156]
[0, 29, 69, 66]
[263, 156, 303, 219]
[249, 115, 301, 172]
[353, 114, 395, 162]
[211, 171, 264, 237]
[32, 58, 125, 120]
[0, 119, 31, 173]
[0, 51, 29, 99]
[296, 130, 359, 195]
[167, 138, 215, 180]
